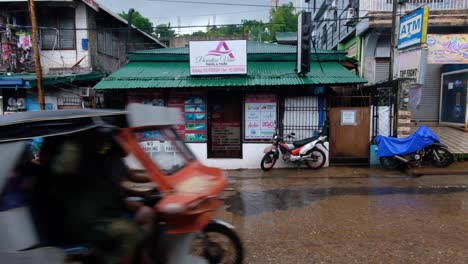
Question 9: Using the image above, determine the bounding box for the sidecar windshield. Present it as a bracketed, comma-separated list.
[133, 127, 195, 175]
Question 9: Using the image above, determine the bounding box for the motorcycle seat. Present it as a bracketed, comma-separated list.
[292, 137, 317, 148]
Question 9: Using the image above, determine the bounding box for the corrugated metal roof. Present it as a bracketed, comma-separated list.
[276, 32, 298, 42]
[0, 72, 102, 88]
[94, 61, 366, 90]
[133, 41, 344, 55]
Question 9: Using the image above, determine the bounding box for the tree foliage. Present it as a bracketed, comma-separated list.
[268, 3, 299, 40]
[155, 23, 176, 38]
[185, 3, 299, 42]
[119, 10, 154, 34]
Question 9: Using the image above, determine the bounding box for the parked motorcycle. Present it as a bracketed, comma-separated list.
[261, 131, 328, 171]
[375, 125, 454, 170]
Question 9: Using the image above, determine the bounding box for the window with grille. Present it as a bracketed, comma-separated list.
[39, 8, 75, 50]
[98, 30, 120, 58]
[281, 96, 325, 141]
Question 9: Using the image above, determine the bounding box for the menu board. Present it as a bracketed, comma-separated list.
[168, 94, 207, 142]
[211, 122, 241, 151]
[245, 94, 277, 139]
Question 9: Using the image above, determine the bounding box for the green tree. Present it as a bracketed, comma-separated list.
[242, 19, 271, 42]
[119, 10, 154, 34]
[154, 23, 176, 38]
[268, 3, 299, 40]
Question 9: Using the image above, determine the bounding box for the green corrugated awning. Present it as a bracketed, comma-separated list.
[94, 61, 367, 90]
[0, 72, 102, 88]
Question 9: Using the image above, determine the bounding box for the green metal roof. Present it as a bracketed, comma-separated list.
[94, 61, 367, 90]
[0, 72, 102, 88]
[133, 41, 343, 55]
[275, 32, 298, 42]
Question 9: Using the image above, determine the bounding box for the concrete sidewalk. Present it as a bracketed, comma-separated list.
[225, 161, 468, 179]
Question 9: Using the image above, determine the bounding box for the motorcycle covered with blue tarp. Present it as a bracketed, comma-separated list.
[375, 125, 454, 169]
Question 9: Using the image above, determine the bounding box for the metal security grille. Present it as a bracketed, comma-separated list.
[280, 96, 325, 141]
[371, 87, 396, 138]
[57, 97, 85, 109]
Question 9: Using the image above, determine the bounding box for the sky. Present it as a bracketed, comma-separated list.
[96, 0, 307, 34]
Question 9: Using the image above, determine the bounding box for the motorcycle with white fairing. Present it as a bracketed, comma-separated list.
[261, 132, 328, 171]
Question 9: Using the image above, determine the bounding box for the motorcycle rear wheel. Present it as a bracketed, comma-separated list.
[379, 156, 402, 170]
[431, 147, 454, 168]
[261, 152, 277, 171]
[305, 148, 326, 169]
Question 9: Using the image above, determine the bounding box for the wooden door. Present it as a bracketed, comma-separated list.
[208, 93, 242, 158]
[329, 107, 370, 163]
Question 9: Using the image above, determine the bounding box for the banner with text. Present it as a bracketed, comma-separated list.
[427, 34, 468, 64]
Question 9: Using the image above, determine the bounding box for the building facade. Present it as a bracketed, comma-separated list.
[94, 41, 368, 169]
[308, 0, 468, 125]
[0, 0, 164, 113]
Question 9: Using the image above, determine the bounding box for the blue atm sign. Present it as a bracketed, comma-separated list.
[398, 7, 429, 49]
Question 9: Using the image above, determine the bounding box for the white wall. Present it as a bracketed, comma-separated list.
[40, 3, 91, 74]
[186, 143, 329, 170]
[125, 142, 330, 170]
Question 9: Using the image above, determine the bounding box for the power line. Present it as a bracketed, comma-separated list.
[144, 0, 393, 12]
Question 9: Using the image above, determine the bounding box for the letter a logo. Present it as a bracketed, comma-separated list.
[208, 41, 235, 58]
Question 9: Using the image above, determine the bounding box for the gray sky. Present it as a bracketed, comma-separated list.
[96, 0, 306, 34]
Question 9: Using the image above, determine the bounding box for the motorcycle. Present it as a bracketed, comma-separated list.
[375, 125, 454, 170]
[0, 104, 243, 264]
[261, 131, 328, 171]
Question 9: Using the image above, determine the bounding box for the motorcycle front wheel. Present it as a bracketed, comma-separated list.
[260, 152, 277, 171]
[379, 156, 402, 170]
[430, 146, 454, 168]
[191, 222, 244, 264]
[305, 148, 326, 169]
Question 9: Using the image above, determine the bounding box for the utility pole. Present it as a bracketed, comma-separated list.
[28, 0, 45, 110]
[388, 0, 399, 82]
[126, 8, 135, 54]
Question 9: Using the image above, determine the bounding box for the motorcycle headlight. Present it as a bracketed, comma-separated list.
[272, 135, 278, 144]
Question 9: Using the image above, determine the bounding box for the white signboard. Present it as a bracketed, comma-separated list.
[397, 49, 428, 85]
[189, 40, 247, 75]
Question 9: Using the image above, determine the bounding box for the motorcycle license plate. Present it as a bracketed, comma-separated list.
[264, 145, 276, 153]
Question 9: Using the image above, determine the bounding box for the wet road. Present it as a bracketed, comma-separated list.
[217, 168, 468, 263]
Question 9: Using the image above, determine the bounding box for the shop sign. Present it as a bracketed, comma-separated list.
[427, 34, 468, 64]
[244, 94, 277, 140]
[189, 40, 247, 75]
[397, 48, 428, 85]
[398, 7, 429, 49]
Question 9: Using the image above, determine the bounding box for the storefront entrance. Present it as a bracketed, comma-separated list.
[208, 93, 242, 158]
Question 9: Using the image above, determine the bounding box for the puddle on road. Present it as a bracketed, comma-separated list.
[223, 186, 468, 216]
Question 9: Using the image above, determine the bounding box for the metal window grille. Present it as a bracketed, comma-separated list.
[280, 96, 325, 142]
[371, 87, 396, 138]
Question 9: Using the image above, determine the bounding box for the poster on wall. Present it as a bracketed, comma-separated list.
[168, 94, 207, 142]
[427, 34, 468, 64]
[244, 94, 277, 140]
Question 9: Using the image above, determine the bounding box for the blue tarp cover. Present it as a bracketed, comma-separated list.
[376, 125, 440, 157]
